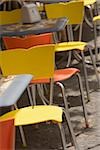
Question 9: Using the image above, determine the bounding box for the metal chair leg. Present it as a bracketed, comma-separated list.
[63, 109, 80, 150]
[81, 51, 91, 102]
[27, 86, 34, 106]
[14, 104, 27, 147]
[93, 21, 99, 61]
[58, 123, 67, 150]
[37, 84, 49, 105]
[31, 84, 37, 105]
[49, 78, 54, 104]
[88, 47, 100, 88]
[84, 5, 93, 28]
[56, 82, 69, 112]
[76, 73, 89, 128]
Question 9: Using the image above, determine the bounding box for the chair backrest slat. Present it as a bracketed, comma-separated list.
[0, 44, 55, 79]
[0, 9, 22, 25]
[45, 1, 84, 25]
[3, 33, 53, 49]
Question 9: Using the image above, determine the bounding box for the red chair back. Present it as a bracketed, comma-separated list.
[3, 33, 53, 49]
[0, 119, 15, 150]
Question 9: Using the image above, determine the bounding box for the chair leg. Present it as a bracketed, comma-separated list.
[84, 5, 94, 28]
[88, 47, 100, 88]
[37, 84, 49, 105]
[76, 73, 89, 128]
[27, 86, 34, 106]
[81, 51, 91, 102]
[63, 109, 80, 150]
[56, 82, 69, 112]
[31, 84, 37, 105]
[49, 78, 54, 104]
[14, 104, 27, 147]
[58, 123, 67, 150]
[93, 21, 99, 61]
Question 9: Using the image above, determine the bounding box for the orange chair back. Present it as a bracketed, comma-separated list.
[3, 33, 53, 49]
[0, 119, 15, 150]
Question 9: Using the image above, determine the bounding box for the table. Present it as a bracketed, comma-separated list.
[0, 18, 67, 37]
[0, 74, 33, 107]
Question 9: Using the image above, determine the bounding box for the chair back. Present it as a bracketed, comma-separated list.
[3, 33, 53, 49]
[45, 1, 84, 25]
[0, 9, 22, 25]
[0, 44, 55, 79]
[0, 119, 15, 150]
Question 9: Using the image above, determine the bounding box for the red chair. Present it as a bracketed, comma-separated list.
[3, 33, 53, 49]
[0, 119, 15, 150]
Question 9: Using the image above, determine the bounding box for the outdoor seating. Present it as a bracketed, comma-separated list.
[0, 44, 80, 149]
[0, 0, 100, 149]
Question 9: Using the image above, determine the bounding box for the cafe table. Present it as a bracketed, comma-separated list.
[0, 74, 33, 108]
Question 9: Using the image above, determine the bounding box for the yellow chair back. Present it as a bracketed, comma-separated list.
[0, 9, 22, 25]
[45, 1, 84, 25]
[0, 44, 55, 79]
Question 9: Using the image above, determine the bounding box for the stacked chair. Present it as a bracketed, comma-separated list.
[0, 45, 79, 150]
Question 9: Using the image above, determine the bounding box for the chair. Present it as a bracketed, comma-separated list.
[0, 119, 15, 150]
[0, 45, 79, 149]
[0, 9, 22, 25]
[3, 33, 53, 49]
[45, 1, 99, 101]
[0, 105, 79, 149]
[0, 44, 89, 129]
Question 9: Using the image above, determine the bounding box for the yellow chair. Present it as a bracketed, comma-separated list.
[0, 44, 55, 147]
[73, 0, 97, 39]
[0, 43, 89, 127]
[45, 1, 99, 101]
[0, 105, 79, 149]
[2, 33, 90, 129]
[0, 45, 79, 149]
[0, 9, 22, 25]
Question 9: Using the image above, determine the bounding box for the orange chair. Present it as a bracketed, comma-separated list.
[0, 119, 15, 150]
[3, 33, 53, 49]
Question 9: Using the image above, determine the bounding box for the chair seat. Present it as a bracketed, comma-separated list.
[0, 106, 63, 126]
[30, 68, 80, 84]
[55, 41, 87, 52]
[83, 0, 96, 6]
[93, 15, 100, 22]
